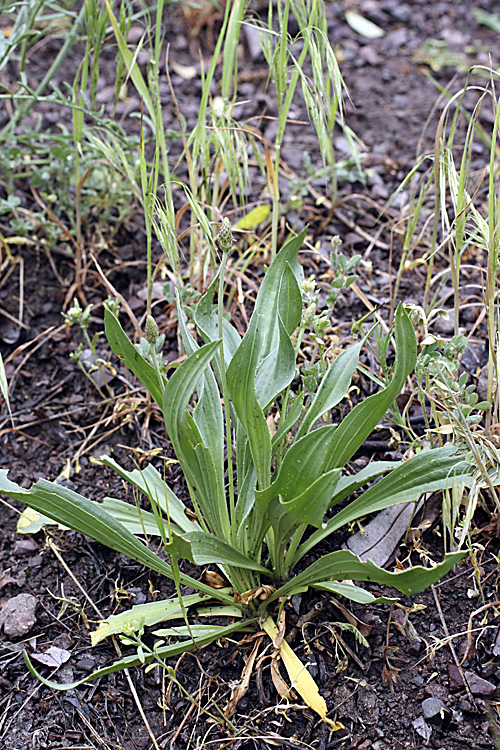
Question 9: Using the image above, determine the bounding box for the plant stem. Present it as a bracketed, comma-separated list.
[218, 251, 236, 544]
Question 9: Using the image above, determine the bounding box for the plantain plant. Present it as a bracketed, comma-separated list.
[0, 225, 470, 719]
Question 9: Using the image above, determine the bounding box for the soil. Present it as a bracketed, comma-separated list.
[1, 1, 500, 749]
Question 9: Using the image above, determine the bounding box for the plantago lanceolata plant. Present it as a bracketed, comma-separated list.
[0, 225, 472, 723]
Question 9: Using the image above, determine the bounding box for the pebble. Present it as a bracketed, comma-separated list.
[448, 664, 496, 697]
[75, 656, 96, 671]
[12, 539, 38, 556]
[422, 697, 448, 721]
[0, 593, 37, 637]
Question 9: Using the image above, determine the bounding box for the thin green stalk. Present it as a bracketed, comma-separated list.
[1, 3, 87, 140]
[485, 98, 500, 428]
[217, 251, 236, 544]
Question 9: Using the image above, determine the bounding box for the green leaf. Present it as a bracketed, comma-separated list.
[100, 496, 170, 537]
[227, 232, 306, 489]
[252, 229, 305, 360]
[153, 622, 242, 637]
[268, 468, 341, 546]
[0, 471, 234, 606]
[193, 273, 241, 368]
[266, 549, 465, 604]
[325, 303, 416, 469]
[255, 315, 296, 408]
[256, 425, 338, 512]
[176, 292, 224, 488]
[187, 531, 272, 575]
[313, 581, 398, 604]
[271, 394, 304, 456]
[99, 457, 199, 534]
[91, 593, 208, 645]
[278, 263, 302, 336]
[23, 619, 258, 691]
[297, 343, 361, 438]
[104, 309, 164, 406]
[297, 446, 470, 561]
[226, 311, 272, 490]
[330, 461, 398, 508]
[162, 341, 229, 537]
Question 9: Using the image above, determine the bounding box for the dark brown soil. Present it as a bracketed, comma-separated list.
[1, 1, 500, 749]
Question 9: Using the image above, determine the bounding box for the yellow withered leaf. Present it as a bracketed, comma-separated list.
[234, 204, 271, 230]
[262, 616, 343, 730]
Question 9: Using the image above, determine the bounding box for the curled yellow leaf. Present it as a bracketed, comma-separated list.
[261, 616, 343, 730]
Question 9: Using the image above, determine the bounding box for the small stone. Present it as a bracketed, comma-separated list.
[75, 656, 96, 671]
[458, 699, 473, 712]
[412, 715, 431, 741]
[448, 664, 496, 697]
[422, 697, 446, 720]
[411, 675, 425, 687]
[12, 539, 38, 556]
[0, 593, 37, 637]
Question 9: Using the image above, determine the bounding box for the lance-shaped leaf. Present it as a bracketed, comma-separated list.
[255, 425, 338, 513]
[0, 471, 235, 606]
[255, 315, 296, 408]
[314, 581, 398, 604]
[265, 549, 465, 604]
[91, 593, 208, 645]
[100, 497, 171, 537]
[278, 262, 303, 336]
[187, 531, 272, 575]
[329, 461, 399, 508]
[105, 309, 164, 406]
[268, 468, 341, 547]
[297, 342, 361, 438]
[252, 230, 305, 360]
[23, 619, 258, 691]
[163, 341, 229, 538]
[226, 311, 272, 490]
[271, 394, 304, 457]
[193, 272, 241, 368]
[296, 445, 470, 561]
[99, 456, 199, 534]
[153, 621, 242, 638]
[325, 303, 416, 469]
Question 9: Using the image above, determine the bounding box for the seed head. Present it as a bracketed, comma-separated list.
[145, 315, 159, 346]
[216, 218, 233, 253]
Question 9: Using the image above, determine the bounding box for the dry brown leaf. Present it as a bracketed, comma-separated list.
[330, 596, 372, 638]
[201, 570, 227, 589]
[233, 585, 276, 605]
[225, 636, 263, 719]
